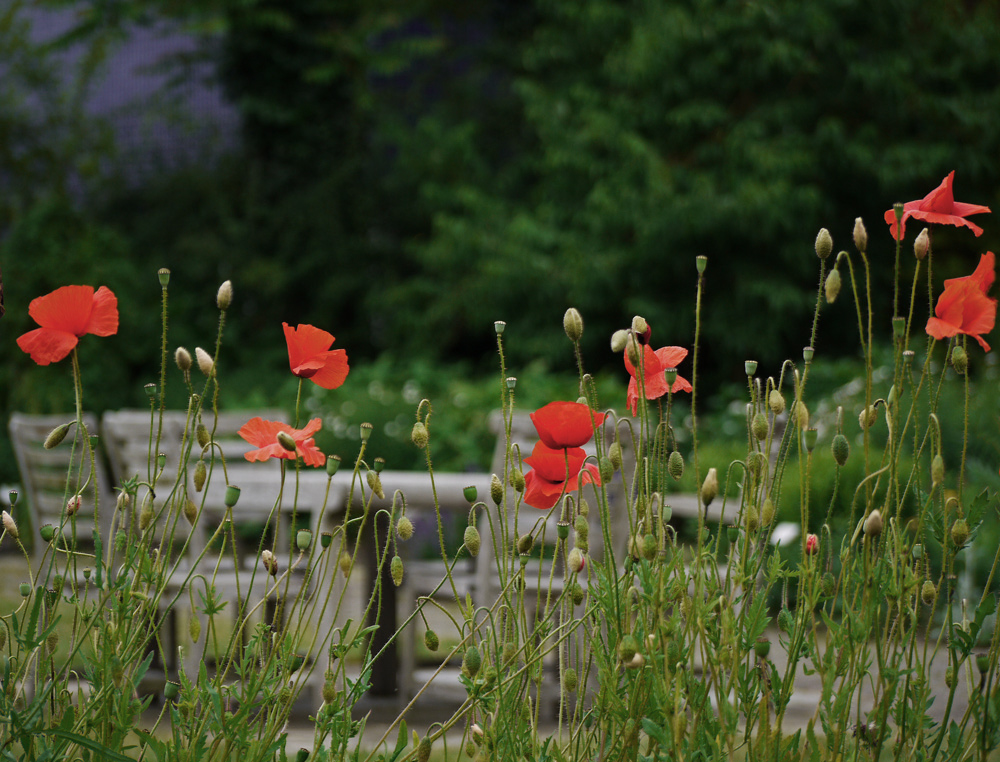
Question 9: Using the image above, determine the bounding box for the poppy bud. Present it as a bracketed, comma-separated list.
[516, 533, 534, 556]
[832, 433, 850, 466]
[815, 228, 833, 260]
[40, 524, 55, 543]
[761, 497, 775, 527]
[914, 229, 930, 260]
[778, 608, 794, 633]
[768, 389, 786, 416]
[825, 268, 841, 303]
[625, 334, 641, 366]
[859, 405, 878, 430]
[932, 454, 944, 486]
[754, 636, 771, 659]
[628, 652, 645, 669]
[946, 666, 955, 689]
[562, 667, 578, 693]
[567, 548, 586, 574]
[701, 468, 719, 507]
[920, 580, 936, 606]
[804, 533, 819, 555]
[196, 423, 210, 449]
[821, 571, 836, 597]
[338, 552, 352, 578]
[276, 431, 297, 452]
[793, 400, 809, 430]
[175, 347, 192, 372]
[217, 280, 233, 310]
[396, 516, 414, 541]
[411, 421, 429, 449]
[668, 450, 684, 480]
[2, 511, 17, 540]
[864, 509, 883, 538]
[194, 460, 207, 492]
[751, 412, 768, 441]
[630, 315, 648, 337]
[390, 555, 404, 586]
[462, 645, 483, 679]
[951, 518, 969, 548]
[464, 525, 481, 557]
[194, 347, 214, 377]
[745, 505, 760, 534]
[189, 615, 201, 643]
[367, 471, 384, 499]
[610, 329, 629, 353]
[44, 422, 73, 450]
[598, 456, 613, 482]
[574, 515, 589, 542]
[951, 346, 968, 375]
[640, 533, 657, 560]
[617, 634, 638, 662]
[490, 474, 503, 505]
[853, 218, 868, 253]
[570, 581, 585, 605]
[417, 737, 432, 762]
[509, 468, 525, 493]
[66, 495, 82, 517]
[424, 629, 440, 652]
[563, 308, 584, 341]
[184, 499, 198, 526]
[261, 549, 278, 576]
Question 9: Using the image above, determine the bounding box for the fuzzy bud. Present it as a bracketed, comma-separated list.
[668, 450, 684, 480]
[461, 645, 482, 679]
[417, 737, 432, 762]
[338, 552, 352, 578]
[563, 308, 584, 341]
[570, 581, 585, 606]
[396, 516, 414, 541]
[863, 509, 883, 538]
[195, 348, 214, 377]
[424, 630, 440, 652]
[562, 667, 578, 693]
[610, 329, 629, 353]
[793, 400, 809, 430]
[951, 346, 968, 375]
[914, 229, 930, 260]
[631, 315, 648, 336]
[852, 218, 868, 253]
[832, 433, 850, 466]
[390, 555, 404, 586]
[821, 571, 836, 597]
[701, 468, 719, 507]
[617, 634, 638, 662]
[824, 268, 842, 303]
[567, 548, 586, 574]
[40, 524, 55, 543]
[598, 456, 613, 482]
[768, 389, 786, 416]
[640, 533, 657, 560]
[216, 280, 233, 310]
[951, 518, 970, 548]
[367, 471, 384, 499]
[815, 228, 833, 260]
[745, 505, 760, 534]
[175, 347, 192, 372]
[751, 412, 768, 441]
[194, 460, 207, 492]
[183, 499, 198, 526]
[411, 421, 429, 449]
[44, 422, 73, 450]
[859, 405, 878, 430]
[777, 608, 793, 633]
[754, 636, 771, 660]
[761, 497, 775, 527]
[921, 580, 937, 606]
[490, 474, 503, 505]
[464, 525, 481, 557]
[261, 549, 278, 576]
[516, 533, 535, 556]
[196, 423, 210, 449]
[189, 615, 201, 643]
[804, 533, 819, 556]
[509, 468, 525, 493]
[608, 441, 623, 470]
[66, 495, 82, 517]
[1, 511, 17, 539]
[276, 431, 297, 452]
[625, 334, 641, 366]
[932, 454, 945, 486]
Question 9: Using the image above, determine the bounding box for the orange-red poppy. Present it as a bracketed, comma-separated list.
[624, 344, 692, 416]
[283, 323, 349, 389]
[522, 441, 601, 510]
[239, 417, 326, 467]
[926, 252, 996, 351]
[884, 171, 991, 241]
[530, 401, 606, 449]
[16, 285, 118, 365]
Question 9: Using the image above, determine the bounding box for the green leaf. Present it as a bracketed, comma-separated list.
[46, 729, 134, 761]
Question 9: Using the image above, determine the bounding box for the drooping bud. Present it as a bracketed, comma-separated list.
[598, 456, 613, 482]
[195, 348, 214, 377]
[863, 509, 883, 538]
[821, 572, 836, 597]
[43, 422, 73, 450]
[761, 497, 775, 527]
[824, 268, 841, 303]
[951, 518, 970, 548]
[777, 608, 793, 633]
[859, 405, 878, 430]
[66, 495, 82, 517]
[2, 511, 17, 540]
[183, 499, 198, 526]
[745, 505, 760, 534]
[792, 400, 809, 430]
[490, 474, 503, 505]
[562, 667, 578, 693]
[625, 334, 641, 366]
[424, 629, 440, 652]
[276, 431, 297, 452]
[509, 468, 525, 492]
[914, 229, 930, 260]
[570, 581, 585, 605]
[751, 412, 768, 441]
[410, 421, 429, 449]
[261, 549, 278, 576]
[668, 450, 684, 480]
[338, 552, 352, 578]
[516, 533, 535, 555]
[567, 548, 586, 574]
[610, 329, 629, 353]
[563, 308, 584, 341]
[461, 645, 482, 678]
[367, 471, 384, 499]
[832, 433, 850, 466]
[216, 280, 233, 310]
[608, 441, 623, 470]
[852, 218, 868, 253]
[417, 736, 432, 762]
[768, 389, 785, 416]
[815, 228, 833, 260]
[464, 525, 481, 557]
[196, 423, 210, 449]
[194, 460, 207, 492]
[617, 634, 638, 662]
[921, 580, 936, 606]
[701, 468, 719, 507]
[390, 555, 404, 586]
[932, 454, 945, 486]
[396, 516, 414, 541]
[189, 615, 201, 643]
[951, 346, 968, 375]
[175, 347, 192, 372]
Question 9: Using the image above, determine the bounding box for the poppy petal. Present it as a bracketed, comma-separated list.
[16, 328, 79, 365]
[28, 286, 95, 335]
[530, 401, 605, 449]
[524, 442, 587, 482]
[925, 316, 961, 342]
[307, 350, 350, 390]
[522, 471, 563, 509]
[85, 286, 119, 337]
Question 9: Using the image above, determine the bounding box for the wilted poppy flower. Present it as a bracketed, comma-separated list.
[530, 401, 606, 449]
[522, 441, 601, 510]
[624, 344, 692, 416]
[283, 323, 349, 389]
[239, 417, 326, 467]
[884, 171, 991, 241]
[17, 285, 118, 365]
[925, 252, 996, 352]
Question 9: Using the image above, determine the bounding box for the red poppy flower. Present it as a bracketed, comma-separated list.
[925, 252, 997, 351]
[239, 417, 326, 467]
[884, 171, 991, 241]
[283, 323, 349, 389]
[624, 344, 692, 416]
[530, 401, 606, 449]
[522, 441, 601, 510]
[16, 285, 118, 366]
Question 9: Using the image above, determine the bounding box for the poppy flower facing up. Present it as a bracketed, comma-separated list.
[283, 323, 349, 389]
[624, 344, 692, 416]
[239, 417, 326, 467]
[884, 171, 991, 241]
[17, 285, 119, 366]
[522, 441, 601, 510]
[926, 252, 997, 352]
[530, 401, 606, 450]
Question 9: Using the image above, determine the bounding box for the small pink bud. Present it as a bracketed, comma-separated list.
[804, 533, 819, 556]
[66, 495, 82, 517]
[567, 548, 586, 574]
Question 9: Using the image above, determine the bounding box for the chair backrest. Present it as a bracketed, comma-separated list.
[9, 412, 116, 566]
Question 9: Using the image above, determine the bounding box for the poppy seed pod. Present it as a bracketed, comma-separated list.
[216, 280, 233, 310]
[825, 268, 842, 303]
[195, 347, 214, 377]
[914, 229, 930, 260]
[754, 636, 771, 660]
[610, 329, 629, 353]
[815, 228, 833, 260]
[563, 308, 584, 341]
[701, 468, 719, 507]
[768, 389, 786, 415]
[157, 268, 170, 286]
[396, 516, 414, 541]
[390, 555, 404, 586]
[864, 509, 883, 538]
[43, 422, 73, 450]
[410, 421, 429, 449]
[175, 347, 192, 372]
[2, 510, 17, 540]
[668, 450, 684, 480]
[853, 218, 868, 252]
[832, 433, 850, 466]
[464, 525, 481, 557]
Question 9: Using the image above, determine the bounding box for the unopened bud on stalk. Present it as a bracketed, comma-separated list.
[2, 511, 17, 539]
[563, 308, 584, 341]
[701, 468, 719, 507]
[745, 505, 760, 533]
[951, 345, 968, 375]
[864, 509, 883, 538]
[598, 456, 613, 481]
[464, 525, 481, 557]
[609, 441, 623, 470]
[390, 555, 403, 586]
[815, 228, 833, 260]
[40, 524, 55, 543]
[410, 421, 428, 449]
[631, 315, 648, 336]
[832, 433, 850, 466]
[859, 405, 878, 430]
[921, 580, 937, 606]
[44, 422, 73, 450]
[853, 218, 868, 252]
[610, 329, 629, 353]
[424, 629, 440, 652]
[261, 549, 278, 576]
[625, 334, 641, 366]
[932, 454, 944, 486]
[461, 645, 482, 678]
[195, 348, 214, 377]
[276, 431, 297, 452]
[184, 499, 198, 526]
[821, 572, 836, 597]
[175, 347, 192, 372]
[66, 495, 82, 517]
[396, 516, 414, 541]
[825, 268, 841, 303]
[668, 450, 685, 480]
[914, 229, 930, 260]
[951, 518, 970, 548]
[367, 471, 384, 499]
[338, 552, 352, 578]
[189, 616, 201, 643]
[139, 497, 154, 530]
[509, 468, 525, 493]
[804, 533, 819, 555]
[568, 548, 586, 574]
[761, 497, 775, 527]
[640, 533, 657, 560]
[793, 400, 809, 430]
[194, 460, 207, 492]
[417, 737, 433, 762]
[768, 389, 785, 415]
[490, 474, 503, 505]
[196, 423, 210, 449]
[216, 280, 233, 310]
[751, 412, 768, 441]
